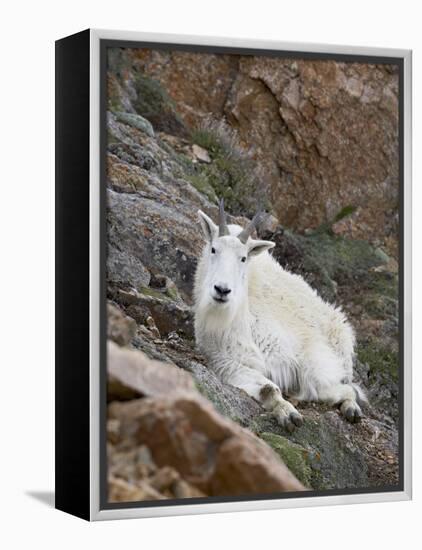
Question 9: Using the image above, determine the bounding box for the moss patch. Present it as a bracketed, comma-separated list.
[165, 285, 180, 302]
[115, 112, 155, 137]
[260, 432, 313, 487]
[249, 411, 369, 490]
[360, 293, 398, 319]
[138, 286, 171, 302]
[357, 341, 398, 383]
[138, 284, 185, 304]
[366, 271, 398, 300]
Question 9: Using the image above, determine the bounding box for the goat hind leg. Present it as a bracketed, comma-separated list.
[318, 383, 364, 423]
[303, 342, 365, 423]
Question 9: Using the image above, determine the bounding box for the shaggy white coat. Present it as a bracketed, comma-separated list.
[194, 213, 365, 431]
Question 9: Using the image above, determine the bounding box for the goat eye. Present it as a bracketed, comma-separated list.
[241, 256, 246, 263]
[211, 247, 216, 254]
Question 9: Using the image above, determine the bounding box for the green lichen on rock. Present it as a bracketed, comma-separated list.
[260, 432, 313, 487]
[115, 112, 155, 137]
[357, 338, 399, 421]
[138, 284, 186, 306]
[360, 291, 398, 320]
[165, 285, 180, 302]
[249, 410, 369, 490]
[368, 270, 398, 299]
[358, 341, 398, 383]
[138, 286, 172, 302]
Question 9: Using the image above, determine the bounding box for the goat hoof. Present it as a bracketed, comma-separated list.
[273, 403, 303, 432]
[285, 420, 296, 433]
[290, 411, 303, 427]
[344, 405, 362, 424]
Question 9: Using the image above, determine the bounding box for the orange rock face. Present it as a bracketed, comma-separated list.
[110, 48, 399, 253]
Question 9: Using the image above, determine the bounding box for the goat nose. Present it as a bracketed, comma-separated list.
[214, 284, 231, 296]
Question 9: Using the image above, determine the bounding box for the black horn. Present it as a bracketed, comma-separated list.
[218, 198, 230, 237]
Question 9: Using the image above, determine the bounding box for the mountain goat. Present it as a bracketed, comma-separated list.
[193, 200, 366, 432]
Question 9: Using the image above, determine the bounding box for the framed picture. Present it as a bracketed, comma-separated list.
[55, 29, 412, 521]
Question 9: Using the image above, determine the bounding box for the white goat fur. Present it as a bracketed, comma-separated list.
[194, 211, 366, 431]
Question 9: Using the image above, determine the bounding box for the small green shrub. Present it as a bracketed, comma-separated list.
[192, 118, 241, 159]
[357, 341, 398, 383]
[191, 117, 269, 216]
[312, 204, 357, 235]
[186, 172, 218, 203]
[132, 75, 187, 137]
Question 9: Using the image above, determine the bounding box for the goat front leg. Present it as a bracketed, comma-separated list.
[227, 368, 303, 433]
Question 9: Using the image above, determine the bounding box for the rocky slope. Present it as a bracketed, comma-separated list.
[105, 51, 400, 501]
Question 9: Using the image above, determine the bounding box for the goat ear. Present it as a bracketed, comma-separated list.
[247, 239, 275, 257]
[198, 210, 218, 242]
